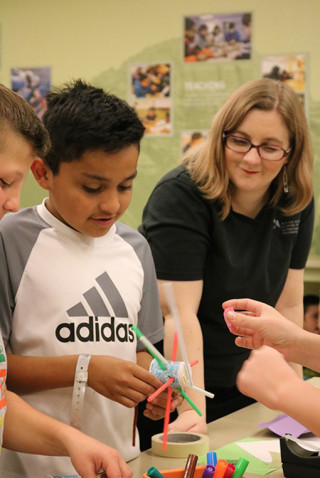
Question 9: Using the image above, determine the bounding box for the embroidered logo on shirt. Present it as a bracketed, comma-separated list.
[273, 219, 281, 230]
[273, 218, 300, 234]
[280, 219, 300, 235]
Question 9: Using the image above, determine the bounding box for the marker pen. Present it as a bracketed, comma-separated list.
[147, 466, 166, 478]
[183, 453, 198, 478]
[206, 451, 217, 467]
[223, 462, 236, 478]
[231, 457, 249, 478]
[212, 459, 228, 478]
[201, 464, 215, 478]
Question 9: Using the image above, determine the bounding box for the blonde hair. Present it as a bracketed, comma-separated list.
[0, 83, 50, 157]
[182, 78, 313, 219]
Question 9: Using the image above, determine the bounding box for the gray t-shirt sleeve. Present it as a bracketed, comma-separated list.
[116, 223, 164, 350]
[0, 207, 49, 345]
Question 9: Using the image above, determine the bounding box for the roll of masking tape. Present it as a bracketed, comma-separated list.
[151, 432, 209, 458]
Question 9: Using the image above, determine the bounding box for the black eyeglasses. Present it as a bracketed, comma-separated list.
[223, 133, 290, 161]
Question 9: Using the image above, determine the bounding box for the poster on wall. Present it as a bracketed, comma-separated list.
[261, 54, 307, 110]
[181, 130, 208, 154]
[129, 62, 172, 136]
[184, 12, 252, 62]
[10, 66, 51, 118]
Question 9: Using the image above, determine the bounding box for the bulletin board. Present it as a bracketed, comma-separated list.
[92, 11, 320, 256]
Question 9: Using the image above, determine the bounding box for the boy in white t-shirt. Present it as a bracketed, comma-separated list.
[0, 80, 175, 477]
[0, 82, 133, 478]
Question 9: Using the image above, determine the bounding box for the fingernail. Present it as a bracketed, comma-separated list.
[227, 310, 236, 320]
[223, 307, 234, 331]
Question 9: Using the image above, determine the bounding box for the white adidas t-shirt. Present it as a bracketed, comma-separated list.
[0, 200, 163, 478]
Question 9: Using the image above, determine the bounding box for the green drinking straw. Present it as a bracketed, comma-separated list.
[131, 324, 168, 371]
[177, 386, 202, 416]
[131, 324, 202, 416]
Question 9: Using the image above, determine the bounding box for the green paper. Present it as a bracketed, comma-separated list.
[197, 454, 207, 465]
[214, 438, 281, 475]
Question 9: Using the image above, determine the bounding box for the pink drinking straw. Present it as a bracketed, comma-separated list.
[162, 331, 178, 450]
[147, 377, 175, 402]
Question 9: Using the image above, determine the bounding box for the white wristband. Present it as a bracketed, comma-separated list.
[70, 354, 91, 430]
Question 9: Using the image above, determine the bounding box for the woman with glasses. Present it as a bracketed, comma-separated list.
[139, 78, 314, 434]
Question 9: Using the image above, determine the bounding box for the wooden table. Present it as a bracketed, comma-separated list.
[128, 401, 285, 477]
[129, 378, 320, 477]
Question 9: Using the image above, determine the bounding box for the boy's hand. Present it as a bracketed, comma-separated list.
[88, 356, 163, 407]
[168, 409, 207, 433]
[65, 427, 133, 478]
[143, 388, 182, 420]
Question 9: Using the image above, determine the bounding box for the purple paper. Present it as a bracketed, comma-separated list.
[258, 413, 310, 438]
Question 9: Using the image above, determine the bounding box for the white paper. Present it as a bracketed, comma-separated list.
[236, 436, 320, 463]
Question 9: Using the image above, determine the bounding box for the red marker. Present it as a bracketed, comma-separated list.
[223, 462, 236, 478]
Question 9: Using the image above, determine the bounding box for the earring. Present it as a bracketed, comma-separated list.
[283, 164, 289, 193]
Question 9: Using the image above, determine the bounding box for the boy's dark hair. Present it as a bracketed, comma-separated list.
[185, 17, 195, 31]
[0, 83, 50, 157]
[42, 79, 145, 174]
[138, 73, 149, 82]
[198, 24, 208, 32]
[191, 132, 203, 141]
[303, 294, 320, 313]
[242, 13, 251, 27]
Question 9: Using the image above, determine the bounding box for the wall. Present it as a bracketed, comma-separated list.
[0, 0, 319, 283]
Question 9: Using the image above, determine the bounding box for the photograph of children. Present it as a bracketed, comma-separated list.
[261, 54, 307, 110]
[261, 54, 306, 92]
[183, 12, 251, 62]
[131, 63, 171, 99]
[11, 67, 51, 118]
[130, 63, 172, 136]
[182, 130, 208, 153]
[133, 100, 172, 136]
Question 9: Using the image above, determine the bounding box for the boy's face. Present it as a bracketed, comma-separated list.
[37, 144, 139, 237]
[0, 128, 35, 219]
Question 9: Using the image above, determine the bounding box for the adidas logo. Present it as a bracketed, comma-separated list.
[67, 271, 128, 318]
[55, 316, 135, 343]
[55, 271, 134, 343]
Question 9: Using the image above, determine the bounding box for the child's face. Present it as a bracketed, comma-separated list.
[40, 144, 139, 237]
[0, 128, 35, 220]
[304, 304, 320, 334]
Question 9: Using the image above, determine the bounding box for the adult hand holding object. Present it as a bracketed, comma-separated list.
[222, 299, 320, 438]
[223, 298, 320, 371]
